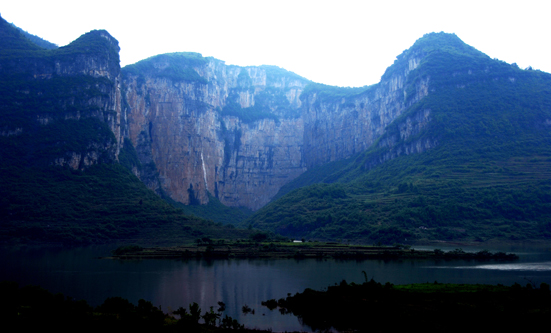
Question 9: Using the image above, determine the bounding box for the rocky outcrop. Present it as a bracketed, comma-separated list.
[0, 24, 123, 169]
[121, 45, 436, 210]
[122, 55, 308, 210]
[4, 22, 501, 219]
[301, 51, 430, 169]
[363, 108, 437, 171]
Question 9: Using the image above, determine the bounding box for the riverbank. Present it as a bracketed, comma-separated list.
[108, 241, 518, 261]
[0, 280, 269, 333]
[264, 278, 551, 332]
[5, 277, 548, 333]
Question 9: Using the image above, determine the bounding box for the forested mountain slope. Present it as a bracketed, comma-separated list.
[0, 15, 248, 244]
[3, 14, 550, 245]
[246, 33, 551, 244]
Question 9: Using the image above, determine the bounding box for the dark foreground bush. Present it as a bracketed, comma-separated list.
[0, 281, 257, 333]
[264, 279, 551, 332]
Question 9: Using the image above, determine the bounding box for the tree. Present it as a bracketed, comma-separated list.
[202, 306, 220, 326]
[189, 302, 201, 324]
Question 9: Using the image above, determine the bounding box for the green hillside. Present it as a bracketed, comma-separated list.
[246, 33, 551, 244]
[122, 52, 208, 84]
[0, 163, 251, 245]
[3, 18, 550, 245]
[0, 16, 250, 245]
[9, 22, 58, 49]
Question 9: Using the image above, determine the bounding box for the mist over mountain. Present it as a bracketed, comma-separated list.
[1, 14, 550, 244]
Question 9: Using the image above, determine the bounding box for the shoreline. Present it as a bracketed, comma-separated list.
[107, 242, 519, 261]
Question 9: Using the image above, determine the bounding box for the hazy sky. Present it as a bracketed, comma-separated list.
[2, 0, 550, 87]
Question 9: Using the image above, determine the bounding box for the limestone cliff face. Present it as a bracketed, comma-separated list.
[363, 108, 437, 171]
[301, 51, 430, 169]
[52, 31, 123, 162]
[122, 47, 436, 210]
[122, 55, 308, 210]
[0, 28, 122, 169]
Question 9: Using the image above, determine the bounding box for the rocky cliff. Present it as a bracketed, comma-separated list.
[245, 33, 551, 243]
[122, 54, 309, 210]
[3, 20, 495, 216]
[121, 43, 434, 210]
[0, 18, 122, 169]
[301, 49, 430, 169]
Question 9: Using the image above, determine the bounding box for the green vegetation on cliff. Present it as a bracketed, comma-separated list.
[246, 32, 551, 244]
[122, 52, 207, 84]
[0, 17, 251, 245]
[0, 17, 119, 168]
[0, 15, 45, 55]
[220, 66, 308, 123]
[220, 101, 279, 124]
[1, 16, 119, 71]
[9, 23, 58, 49]
[301, 82, 373, 104]
[259, 65, 306, 84]
[0, 163, 251, 244]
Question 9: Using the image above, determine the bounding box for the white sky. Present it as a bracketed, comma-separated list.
[2, 0, 550, 87]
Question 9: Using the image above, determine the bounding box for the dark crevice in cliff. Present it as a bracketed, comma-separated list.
[187, 183, 200, 205]
[148, 122, 153, 143]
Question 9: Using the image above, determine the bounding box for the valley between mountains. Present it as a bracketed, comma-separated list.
[1, 14, 550, 245]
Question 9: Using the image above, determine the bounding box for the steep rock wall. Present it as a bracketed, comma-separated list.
[123, 57, 307, 210]
[122, 49, 435, 210]
[301, 51, 429, 169]
[0, 28, 122, 169]
[363, 108, 437, 171]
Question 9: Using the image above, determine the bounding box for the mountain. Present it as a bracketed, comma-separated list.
[9, 22, 58, 50]
[245, 33, 551, 244]
[121, 54, 310, 211]
[0, 16, 249, 244]
[2, 13, 550, 245]
[118, 39, 432, 212]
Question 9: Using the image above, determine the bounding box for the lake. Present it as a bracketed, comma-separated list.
[1, 244, 550, 331]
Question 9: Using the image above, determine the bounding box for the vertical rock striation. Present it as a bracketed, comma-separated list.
[121, 37, 442, 211]
[301, 50, 429, 168]
[0, 20, 122, 169]
[122, 55, 308, 210]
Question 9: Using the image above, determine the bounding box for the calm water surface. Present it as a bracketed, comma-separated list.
[1, 244, 550, 331]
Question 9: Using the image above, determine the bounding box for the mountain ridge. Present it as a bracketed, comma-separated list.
[2, 16, 550, 244]
[243, 32, 551, 243]
[0, 17, 250, 244]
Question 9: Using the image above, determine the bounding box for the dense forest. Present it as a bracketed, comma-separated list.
[246, 33, 551, 244]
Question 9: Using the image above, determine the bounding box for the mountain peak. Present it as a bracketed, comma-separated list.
[381, 31, 489, 82]
[59, 29, 120, 59]
[408, 31, 485, 58]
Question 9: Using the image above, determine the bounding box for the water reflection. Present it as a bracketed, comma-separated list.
[1, 245, 551, 332]
[451, 261, 551, 271]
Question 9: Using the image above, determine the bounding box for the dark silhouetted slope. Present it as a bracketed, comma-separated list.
[0, 16, 250, 245]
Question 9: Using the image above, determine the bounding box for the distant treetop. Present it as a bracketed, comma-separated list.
[9, 22, 58, 50]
